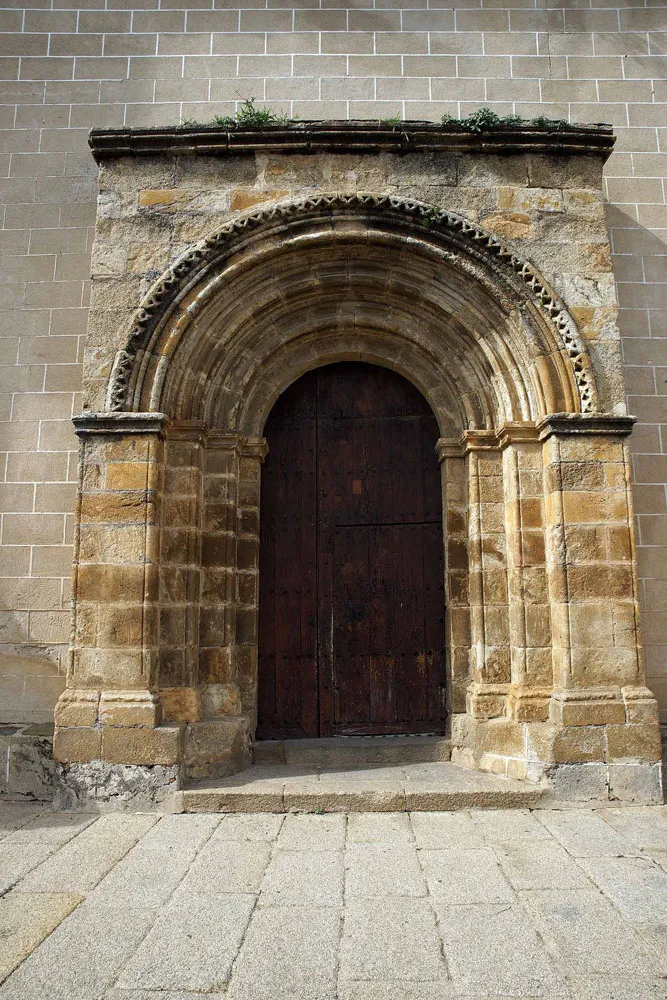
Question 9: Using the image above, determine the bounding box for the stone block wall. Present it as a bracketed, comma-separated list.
[0, 1, 665, 722]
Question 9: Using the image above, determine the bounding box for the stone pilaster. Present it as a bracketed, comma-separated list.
[462, 431, 511, 720]
[54, 412, 182, 768]
[437, 439, 469, 715]
[538, 413, 662, 791]
[159, 422, 206, 725]
[499, 423, 552, 723]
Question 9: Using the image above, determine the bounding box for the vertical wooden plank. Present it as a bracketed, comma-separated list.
[258, 371, 318, 738]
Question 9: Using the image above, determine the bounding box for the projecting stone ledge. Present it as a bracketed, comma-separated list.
[175, 761, 545, 814]
[88, 118, 616, 162]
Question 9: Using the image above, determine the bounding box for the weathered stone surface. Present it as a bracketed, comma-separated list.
[347, 812, 413, 845]
[277, 812, 346, 851]
[409, 810, 484, 849]
[54, 760, 180, 811]
[90, 844, 198, 910]
[258, 849, 344, 908]
[227, 906, 340, 1000]
[176, 839, 271, 896]
[419, 847, 515, 904]
[19, 814, 157, 893]
[345, 844, 426, 898]
[0, 890, 82, 986]
[520, 887, 662, 977]
[432, 900, 564, 996]
[0, 804, 44, 843]
[494, 840, 591, 890]
[0, 902, 155, 1000]
[339, 897, 447, 982]
[580, 856, 667, 922]
[537, 810, 640, 857]
[115, 894, 255, 993]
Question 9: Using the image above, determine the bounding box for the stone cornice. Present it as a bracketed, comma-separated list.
[89, 119, 616, 163]
[538, 412, 636, 440]
[73, 411, 170, 437]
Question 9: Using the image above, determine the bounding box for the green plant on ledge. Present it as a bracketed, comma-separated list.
[178, 97, 290, 130]
[441, 107, 570, 132]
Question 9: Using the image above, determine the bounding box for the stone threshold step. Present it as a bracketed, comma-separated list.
[176, 762, 545, 813]
[253, 734, 452, 767]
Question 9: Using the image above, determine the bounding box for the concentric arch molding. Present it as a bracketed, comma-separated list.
[105, 193, 599, 415]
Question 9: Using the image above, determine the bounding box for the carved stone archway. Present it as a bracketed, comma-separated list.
[54, 123, 662, 805]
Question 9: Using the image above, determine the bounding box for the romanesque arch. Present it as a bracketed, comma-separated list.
[56, 180, 661, 803]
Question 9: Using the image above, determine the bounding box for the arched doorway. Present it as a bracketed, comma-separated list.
[257, 362, 446, 739]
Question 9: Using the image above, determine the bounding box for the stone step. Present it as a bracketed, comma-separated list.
[177, 761, 545, 813]
[253, 734, 452, 767]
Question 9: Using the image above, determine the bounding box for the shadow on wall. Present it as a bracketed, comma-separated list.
[0, 651, 65, 726]
[607, 203, 667, 720]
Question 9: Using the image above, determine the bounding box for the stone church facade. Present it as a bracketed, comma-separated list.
[0, 4, 665, 805]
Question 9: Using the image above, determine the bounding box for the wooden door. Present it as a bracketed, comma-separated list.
[257, 362, 446, 739]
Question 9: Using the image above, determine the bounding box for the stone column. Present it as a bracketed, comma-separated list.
[539, 413, 662, 797]
[54, 412, 181, 768]
[463, 431, 511, 720]
[235, 437, 268, 727]
[499, 423, 552, 723]
[436, 439, 469, 716]
[200, 433, 266, 724]
[159, 423, 206, 724]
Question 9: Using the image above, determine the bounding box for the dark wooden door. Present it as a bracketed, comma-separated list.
[257, 362, 446, 739]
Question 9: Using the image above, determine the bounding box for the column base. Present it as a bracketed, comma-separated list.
[54, 760, 181, 812]
[507, 685, 551, 722]
[466, 682, 509, 719]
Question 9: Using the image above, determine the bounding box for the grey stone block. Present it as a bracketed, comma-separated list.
[0, 902, 155, 1000]
[0, 889, 82, 985]
[347, 812, 413, 844]
[345, 843, 426, 897]
[0, 803, 44, 841]
[432, 900, 565, 996]
[19, 814, 158, 893]
[90, 844, 198, 909]
[176, 839, 272, 895]
[520, 887, 662, 977]
[419, 847, 515, 904]
[258, 849, 344, 907]
[472, 807, 552, 843]
[608, 763, 664, 805]
[493, 840, 591, 890]
[227, 905, 340, 1000]
[277, 812, 346, 851]
[0, 843, 58, 897]
[410, 811, 483, 849]
[340, 897, 447, 982]
[598, 807, 667, 850]
[580, 855, 667, 923]
[537, 809, 641, 857]
[214, 812, 284, 842]
[115, 893, 255, 992]
[138, 812, 220, 851]
[547, 763, 608, 801]
[4, 811, 94, 845]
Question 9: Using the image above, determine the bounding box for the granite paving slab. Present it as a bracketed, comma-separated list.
[227, 905, 340, 1000]
[0, 806, 666, 999]
[258, 848, 344, 907]
[0, 889, 82, 984]
[0, 902, 155, 1000]
[114, 893, 255, 992]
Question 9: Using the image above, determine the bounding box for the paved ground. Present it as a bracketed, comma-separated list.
[1, 803, 667, 999]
